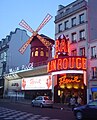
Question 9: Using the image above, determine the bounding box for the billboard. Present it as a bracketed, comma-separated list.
[21, 75, 52, 90]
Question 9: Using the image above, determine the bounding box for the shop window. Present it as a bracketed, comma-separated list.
[40, 51, 44, 56]
[92, 67, 97, 78]
[72, 32, 77, 43]
[71, 49, 77, 56]
[35, 51, 38, 56]
[58, 23, 62, 33]
[64, 20, 69, 30]
[79, 13, 84, 24]
[91, 46, 96, 59]
[79, 30, 85, 40]
[80, 47, 85, 56]
[71, 17, 76, 27]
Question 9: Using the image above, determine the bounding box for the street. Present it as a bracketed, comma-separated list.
[0, 100, 75, 120]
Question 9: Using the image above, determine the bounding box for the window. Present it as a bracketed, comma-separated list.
[46, 52, 49, 57]
[72, 33, 77, 43]
[64, 20, 69, 30]
[91, 46, 96, 58]
[80, 47, 85, 56]
[36, 48, 38, 50]
[3, 52, 7, 61]
[58, 23, 62, 32]
[40, 51, 44, 56]
[71, 17, 76, 27]
[32, 52, 34, 57]
[92, 67, 97, 78]
[71, 49, 77, 56]
[0, 53, 4, 59]
[79, 14, 84, 24]
[35, 51, 38, 56]
[79, 30, 85, 40]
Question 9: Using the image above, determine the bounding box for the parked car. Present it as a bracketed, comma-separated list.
[73, 99, 97, 120]
[31, 96, 53, 108]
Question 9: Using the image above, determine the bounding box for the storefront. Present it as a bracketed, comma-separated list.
[21, 75, 52, 99]
[4, 65, 53, 100]
[47, 35, 87, 104]
[90, 80, 97, 100]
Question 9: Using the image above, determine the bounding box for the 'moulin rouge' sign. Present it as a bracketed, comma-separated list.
[47, 56, 86, 72]
[55, 35, 68, 56]
[47, 35, 87, 73]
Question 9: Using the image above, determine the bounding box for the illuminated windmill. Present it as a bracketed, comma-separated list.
[19, 13, 54, 67]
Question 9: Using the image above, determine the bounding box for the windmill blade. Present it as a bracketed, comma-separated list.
[36, 13, 52, 32]
[37, 34, 53, 48]
[19, 35, 34, 54]
[19, 19, 34, 33]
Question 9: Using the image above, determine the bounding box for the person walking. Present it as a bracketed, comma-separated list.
[77, 96, 82, 106]
[62, 93, 65, 104]
[70, 95, 76, 110]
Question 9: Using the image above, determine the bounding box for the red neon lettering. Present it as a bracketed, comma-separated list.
[55, 40, 59, 54]
[76, 58, 82, 69]
[60, 39, 65, 52]
[69, 57, 74, 69]
[51, 60, 56, 71]
[57, 59, 62, 70]
[82, 58, 86, 70]
[63, 58, 68, 69]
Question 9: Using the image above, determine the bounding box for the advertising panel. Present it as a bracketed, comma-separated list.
[21, 75, 52, 90]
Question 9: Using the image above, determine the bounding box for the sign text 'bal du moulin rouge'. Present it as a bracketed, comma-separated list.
[47, 35, 87, 73]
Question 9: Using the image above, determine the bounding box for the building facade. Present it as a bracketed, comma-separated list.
[3, 33, 54, 100]
[54, 0, 97, 102]
[0, 28, 30, 97]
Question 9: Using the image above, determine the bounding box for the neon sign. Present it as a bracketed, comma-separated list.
[58, 73, 83, 87]
[47, 56, 86, 73]
[59, 75, 80, 86]
[55, 35, 68, 58]
[55, 36, 68, 54]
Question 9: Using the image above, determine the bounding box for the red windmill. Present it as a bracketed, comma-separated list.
[19, 13, 54, 67]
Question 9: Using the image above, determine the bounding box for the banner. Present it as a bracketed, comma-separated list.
[21, 75, 52, 90]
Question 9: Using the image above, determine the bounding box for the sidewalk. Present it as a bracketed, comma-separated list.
[0, 98, 72, 111]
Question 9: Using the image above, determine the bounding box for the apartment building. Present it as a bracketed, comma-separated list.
[0, 28, 30, 97]
[54, 0, 97, 102]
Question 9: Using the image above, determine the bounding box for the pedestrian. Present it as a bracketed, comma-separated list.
[62, 93, 65, 104]
[77, 96, 82, 106]
[70, 96, 76, 110]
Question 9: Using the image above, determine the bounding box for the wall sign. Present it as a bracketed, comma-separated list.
[55, 35, 68, 56]
[47, 56, 86, 73]
[58, 73, 84, 89]
[21, 75, 52, 90]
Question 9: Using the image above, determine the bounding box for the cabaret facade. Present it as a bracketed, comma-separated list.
[54, 0, 97, 102]
[47, 35, 87, 104]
